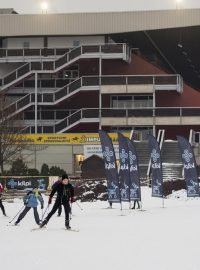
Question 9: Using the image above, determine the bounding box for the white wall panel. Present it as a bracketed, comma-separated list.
[3, 37, 43, 48]
[48, 36, 104, 47]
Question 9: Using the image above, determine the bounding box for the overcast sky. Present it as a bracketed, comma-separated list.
[1, 0, 200, 14]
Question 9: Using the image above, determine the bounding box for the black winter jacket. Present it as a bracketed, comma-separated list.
[49, 182, 74, 204]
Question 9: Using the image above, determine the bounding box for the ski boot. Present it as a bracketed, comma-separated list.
[65, 220, 71, 230]
[14, 219, 20, 226]
[36, 220, 42, 226]
[40, 218, 48, 228]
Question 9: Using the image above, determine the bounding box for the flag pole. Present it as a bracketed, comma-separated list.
[120, 201, 124, 216]
[119, 175, 123, 216]
[162, 197, 165, 208]
[140, 200, 143, 211]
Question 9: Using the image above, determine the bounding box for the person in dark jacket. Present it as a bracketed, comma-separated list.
[0, 183, 6, 216]
[52, 176, 62, 216]
[15, 186, 44, 225]
[40, 174, 75, 229]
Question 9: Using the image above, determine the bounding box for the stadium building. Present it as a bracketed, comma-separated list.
[0, 8, 200, 176]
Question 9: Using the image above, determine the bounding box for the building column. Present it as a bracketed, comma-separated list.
[153, 76, 156, 136]
[99, 52, 102, 130]
[35, 72, 38, 134]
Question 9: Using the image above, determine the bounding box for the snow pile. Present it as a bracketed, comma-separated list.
[167, 189, 187, 200]
[75, 180, 107, 201]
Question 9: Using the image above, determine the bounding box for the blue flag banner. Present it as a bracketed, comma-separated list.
[148, 135, 163, 198]
[99, 130, 120, 203]
[177, 136, 199, 197]
[127, 138, 141, 201]
[118, 133, 130, 202]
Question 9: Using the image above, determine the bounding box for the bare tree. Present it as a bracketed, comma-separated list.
[0, 94, 27, 174]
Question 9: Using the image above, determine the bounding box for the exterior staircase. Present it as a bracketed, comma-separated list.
[0, 43, 130, 90]
[161, 140, 183, 181]
[134, 141, 149, 180]
[3, 74, 183, 124]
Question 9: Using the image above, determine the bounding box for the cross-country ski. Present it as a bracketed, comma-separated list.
[64, 228, 79, 232]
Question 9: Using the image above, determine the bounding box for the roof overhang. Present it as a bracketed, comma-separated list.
[0, 9, 200, 37]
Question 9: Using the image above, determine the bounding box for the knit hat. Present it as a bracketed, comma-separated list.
[62, 174, 69, 180]
[32, 183, 39, 189]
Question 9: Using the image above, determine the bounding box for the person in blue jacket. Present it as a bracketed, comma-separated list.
[15, 186, 44, 226]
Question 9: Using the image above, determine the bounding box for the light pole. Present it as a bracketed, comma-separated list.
[176, 0, 182, 9]
[41, 2, 48, 14]
[35, 72, 38, 134]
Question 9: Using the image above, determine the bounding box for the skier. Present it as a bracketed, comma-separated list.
[14, 186, 44, 225]
[0, 182, 6, 216]
[40, 174, 75, 229]
[52, 176, 62, 216]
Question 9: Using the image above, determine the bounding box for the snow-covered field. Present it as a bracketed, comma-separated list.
[1, 187, 200, 270]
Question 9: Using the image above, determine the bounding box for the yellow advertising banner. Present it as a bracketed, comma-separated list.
[15, 133, 130, 145]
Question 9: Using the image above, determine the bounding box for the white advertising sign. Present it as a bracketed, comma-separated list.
[84, 145, 119, 159]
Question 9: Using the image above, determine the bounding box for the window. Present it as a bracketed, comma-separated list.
[63, 65, 79, 79]
[111, 96, 132, 108]
[111, 95, 153, 108]
[118, 96, 132, 108]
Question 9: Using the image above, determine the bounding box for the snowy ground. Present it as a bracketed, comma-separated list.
[1, 187, 200, 270]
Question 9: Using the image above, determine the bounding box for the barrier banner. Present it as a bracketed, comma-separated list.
[148, 135, 163, 198]
[127, 138, 141, 201]
[118, 133, 130, 202]
[177, 136, 199, 197]
[3, 177, 49, 190]
[99, 130, 120, 203]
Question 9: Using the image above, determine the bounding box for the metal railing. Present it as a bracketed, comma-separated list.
[21, 106, 200, 133]
[22, 105, 200, 125]
[101, 107, 200, 117]
[0, 47, 71, 58]
[51, 107, 200, 133]
[2, 75, 184, 121]
[14, 78, 72, 89]
[2, 74, 184, 120]
[189, 129, 196, 145]
[54, 108, 100, 133]
[0, 44, 129, 59]
[0, 43, 129, 89]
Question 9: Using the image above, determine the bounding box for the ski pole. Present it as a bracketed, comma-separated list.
[70, 202, 72, 215]
[69, 202, 72, 220]
[8, 205, 25, 224]
[41, 205, 49, 221]
[76, 201, 83, 211]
